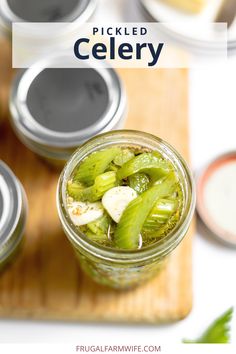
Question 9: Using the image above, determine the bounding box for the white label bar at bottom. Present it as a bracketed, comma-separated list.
[0, 344, 236, 354]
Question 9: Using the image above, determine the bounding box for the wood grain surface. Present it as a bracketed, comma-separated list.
[0, 36, 194, 323]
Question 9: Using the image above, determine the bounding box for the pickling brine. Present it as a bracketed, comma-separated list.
[66, 146, 183, 250]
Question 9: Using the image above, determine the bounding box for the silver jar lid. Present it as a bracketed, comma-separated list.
[0, 161, 27, 264]
[0, 0, 97, 34]
[197, 151, 236, 248]
[10, 54, 127, 163]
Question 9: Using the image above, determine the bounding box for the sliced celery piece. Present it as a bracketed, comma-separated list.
[87, 213, 111, 236]
[106, 163, 119, 172]
[113, 149, 135, 166]
[68, 171, 117, 202]
[152, 151, 163, 159]
[74, 147, 121, 186]
[86, 231, 109, 244]
[114, 173, 177, 249]
[143, 198, 178, 231]
[143, 206, 181, 240]
[117, 152, 170, 181]
[128, 173, 150, 194]
[67, 181, 84, 200]
[153, 171, 178, 191]
[79, 225, 109, 244]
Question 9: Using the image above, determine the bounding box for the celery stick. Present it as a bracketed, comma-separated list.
[117, 152, 170, 181]
[113, 149, 135, 166]
[68, 171, 117, 202]
[67, 181, 84, 199]
[114, 173, 177, 249]
[128, 173, 150, 194]
[143, 198, 178, 231]
[86, 231, 109, 244]
[74, 147, 121, 186]
[87, 214, 111, 236]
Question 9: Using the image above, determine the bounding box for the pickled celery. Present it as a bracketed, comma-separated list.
[117, 153, 170, 181]
[143, 209, 181, 241]
[143, 198, 178, 231]
[66, 146, 183, 249]
[68, 171, 117, 202]
[74, 147, 121, 186]
[128, 173, 150, 194]
[114, 173, 178, 249]
[113, 149, 135, 166]
[87, 213, 111, 236]
[67, 181, 84, 200]
[85, 231, 110, 244]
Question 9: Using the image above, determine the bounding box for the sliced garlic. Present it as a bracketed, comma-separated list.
[102, 186, 137, 223]
[68, 201, 104, 226]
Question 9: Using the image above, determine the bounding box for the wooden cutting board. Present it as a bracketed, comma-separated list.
[0, 36, 194, 323]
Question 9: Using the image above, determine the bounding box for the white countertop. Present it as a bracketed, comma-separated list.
[0, 0, 236, 345]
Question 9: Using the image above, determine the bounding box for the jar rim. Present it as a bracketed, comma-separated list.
[10, 54, 126, 150]
[0, 161, 27, 262]
[57, 130, 196, 263]
[0, 0, 97, 30]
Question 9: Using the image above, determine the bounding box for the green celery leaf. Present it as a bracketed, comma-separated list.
[183, 308, 233, 344]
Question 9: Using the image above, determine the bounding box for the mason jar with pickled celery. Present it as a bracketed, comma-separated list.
[57, 130, 195, 289]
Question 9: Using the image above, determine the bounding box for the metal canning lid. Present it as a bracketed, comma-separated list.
[0, 161, 27, 263]
[9, 54, 127, 162]
[197, 151, 236, 247]
[0, 0, 97, 33]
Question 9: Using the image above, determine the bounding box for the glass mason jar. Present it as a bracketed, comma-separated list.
[0, 0, 97, 37]
[0, 161, 28, 271]
[9, 54, 126, 167]
[57, 130, 195, 289]
[0, 96, 3, 127]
